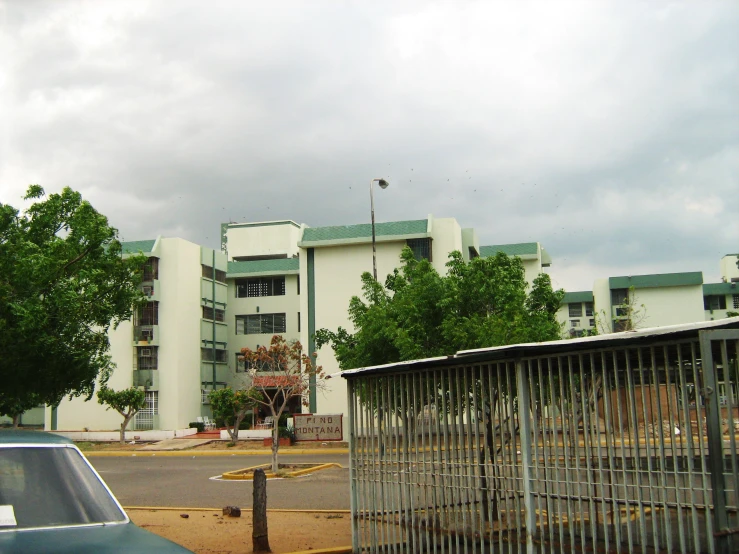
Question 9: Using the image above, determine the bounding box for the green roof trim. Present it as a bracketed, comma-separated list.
[703, 282, 737, 295]
[480, 243, 538, 257]
[563, 291, 594, 303]
[301, 219, 428, 244]
[227, 258, 299, 277]
[122, 240, 156, 254]
[609, 272, 703, 290]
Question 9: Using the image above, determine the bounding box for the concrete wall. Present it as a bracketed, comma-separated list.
[429, 217, 462, 275]
[720, 254, 739, 282]
[630, 285, 704, 328]
[225, 222, 301, 260]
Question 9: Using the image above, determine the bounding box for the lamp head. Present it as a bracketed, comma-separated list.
[378, 179, 389, 189]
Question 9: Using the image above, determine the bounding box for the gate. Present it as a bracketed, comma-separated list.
[345, 320, 739, 553]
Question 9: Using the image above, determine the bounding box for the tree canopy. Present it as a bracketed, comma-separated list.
[315, 247, 564, 370]
[97, 386, 146, 444]
[0, 186, 146, 417]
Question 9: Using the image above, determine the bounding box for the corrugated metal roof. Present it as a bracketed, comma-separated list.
[301, 219, 427, 243]
[121, 240, 156, 254]
[703, 282, 738, 295]
[563, 291, 594, 303]
[342, 317, 739, 378]
[480, 243, 538, 257]
[227, 258, 299, 275]
[609, 272, 703, 290]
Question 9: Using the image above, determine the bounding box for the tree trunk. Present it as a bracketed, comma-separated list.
[271, 424, 279, 473]
[12, 414, 20, 429]
[252, 468, 271, 552]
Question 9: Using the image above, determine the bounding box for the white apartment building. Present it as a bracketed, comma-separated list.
[22, 212, 734, 436]
[40, 237, 228, 432]
[558, 254, 739, 337]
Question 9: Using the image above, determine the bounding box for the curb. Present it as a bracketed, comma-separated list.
[125, 507, 351, 514]
[221, 462, 341, 480]
[85, 448, 349, 457]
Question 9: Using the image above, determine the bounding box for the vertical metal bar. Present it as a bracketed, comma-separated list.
[433, 369, 448, 554]
[516, 358, 535, 554]
[348, 379, 360, 554]
[385, 375, 397, 554]
[677, 342, 703, 553]
[399, 372, 410, 552]
[440, 368, 453, 545]
[527, 359, 545, 552]
[700, 331, 730, 554]
[635, 347, 659, 550]
[577, 352, 598, 549]
[597, 351, 614, 552]
[649, 346, 671, 551]
[454, 365, 466, 553]
[719, 339, 739, 523]
[560, 355, 577, 550]
[613, 349, 634, 553]
[425, 370, 440, 554]
[546, 356, 565, 554]
[470, 365, 483, 551]
[368, 378, 379, 553]
[535, 357, 554, 550]
[662, 344, 685, 553]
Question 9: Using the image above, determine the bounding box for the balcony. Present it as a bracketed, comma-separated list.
[200, 363, 229, 384]
[133, 369, 159, 390]
[133, 325, 159, 346]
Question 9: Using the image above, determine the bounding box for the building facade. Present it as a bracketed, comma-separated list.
[24, 213, 736, 436]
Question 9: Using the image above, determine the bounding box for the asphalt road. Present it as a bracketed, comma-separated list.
[90, 453, 350, 510]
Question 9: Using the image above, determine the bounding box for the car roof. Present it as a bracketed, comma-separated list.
[0, 430, 73, 445]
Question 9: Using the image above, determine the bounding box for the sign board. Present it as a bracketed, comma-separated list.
[293, 414, 343, 441]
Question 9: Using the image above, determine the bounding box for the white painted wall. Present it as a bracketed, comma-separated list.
[592, 278, 613, 332]
[225, 222, 301, 260]
[720, 255, 739, 282]
[630, 285, 705, 328]
[51, 320, 135, 430]
[158, 238, 203, 430]
[307, 241, 408, 435]
[429, 217, 462, 275]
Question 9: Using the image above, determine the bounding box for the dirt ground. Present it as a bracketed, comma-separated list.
[129, 509, 351, 553]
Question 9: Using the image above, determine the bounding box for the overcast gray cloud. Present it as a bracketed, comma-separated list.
[1, 0, 737, 290]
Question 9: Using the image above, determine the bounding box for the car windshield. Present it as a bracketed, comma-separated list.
[0, 446, 127, 530]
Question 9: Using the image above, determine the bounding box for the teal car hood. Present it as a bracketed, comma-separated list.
[0, 522, 192, 553]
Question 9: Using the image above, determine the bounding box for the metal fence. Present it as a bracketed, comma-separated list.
[345, 321, 739, 553]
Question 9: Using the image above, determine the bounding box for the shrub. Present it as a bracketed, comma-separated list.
[189, 421, 205, 433]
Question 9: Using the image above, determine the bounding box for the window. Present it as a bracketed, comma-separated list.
[134, 301, 158, 326]
[142, 257, 159, 281]
[734, 295, 739, 309]
[570, 320, 580, 328]
[135, 391, 158, 430]
[589, 319, 595, 327]
[569, 303, 583, 317]
[585, 302, 594, 316]
[235, 276, 286, 298]
[613, 319, 631, 332]
[202, 265, 226, 283]
[611, 288, 628, 306]
[235, 313, 287, 335]
[407, 238, 432, 261]
[297, 275, 300, 295]
[136, 346, 158, 369]
[202, 306, 225, 322]
[201, 389, 211, 404]
[616, 307, 628, 317]
[235, 353, 247, 372]
[704, 295, 727, 311]
[297, 312, 301, 332]
[201, 348, 228, 363]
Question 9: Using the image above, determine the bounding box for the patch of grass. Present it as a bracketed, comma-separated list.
[75, 441, 94, 451]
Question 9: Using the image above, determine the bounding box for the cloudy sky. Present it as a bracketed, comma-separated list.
[1, 1, 737, 291]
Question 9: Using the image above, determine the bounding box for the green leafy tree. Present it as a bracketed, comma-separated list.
[0, 394, 41, 429]
[240, 335, 326, 473]
[208, 387, 263, 444]
[0, 186, 146, 420]
[97, 386, 146, 444]
[315, 248, 565, 368]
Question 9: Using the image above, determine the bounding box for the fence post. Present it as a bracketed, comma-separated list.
[700, 331, 729, 554]
[347, 379, 359, 554]
[516, 358, 536, 554]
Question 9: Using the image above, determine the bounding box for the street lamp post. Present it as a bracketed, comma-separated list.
[370, 178, 389, 280]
